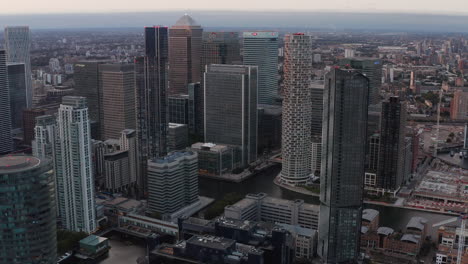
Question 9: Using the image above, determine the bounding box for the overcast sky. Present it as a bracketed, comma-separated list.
[2, 0, 468, 15]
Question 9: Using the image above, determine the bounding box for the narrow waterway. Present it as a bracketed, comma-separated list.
[199, 165, 455, 238]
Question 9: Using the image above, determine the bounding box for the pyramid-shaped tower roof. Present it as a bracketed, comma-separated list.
[173, 14, 201, 28]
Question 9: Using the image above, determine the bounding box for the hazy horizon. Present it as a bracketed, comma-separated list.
[1, 11, 468, 32]
[3, 0, 468, 15]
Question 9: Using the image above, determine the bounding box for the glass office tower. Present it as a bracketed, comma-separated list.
[243, 31, 278, 105]
[135, 26, 169, 197]
[204, 64, 258, 167]
[4, 26, 32, 107]
[0, 155, 56, 263]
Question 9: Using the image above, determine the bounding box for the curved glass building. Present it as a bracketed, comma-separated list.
[0, 155, 56, 264]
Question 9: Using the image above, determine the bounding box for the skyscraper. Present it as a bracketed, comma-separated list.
[169, 15, 203, 94]
[243, 31, 279, 105]
[0, 50, 13, 154]
[188, 82, 202, 137]
[135, 26, 169, 196]
[0, 155, 56, 263]
[55, 96, 96, 233]
[319, 68, 369, 263]
[204, 64, 258, 167]
[339, 58, 382, 105]
[310, 81, 325, 141]
[147, 151, 199, 216]
[202, 31, 241, 67]
[197, 32, 241, 139]
[7, 63, 26, 129]
[378, 96, 407, 190]
[74, 60, 108, 139]
[280, 33, 313, 185]
[99, 63, 136, 139]
[4, 26, 32, 107]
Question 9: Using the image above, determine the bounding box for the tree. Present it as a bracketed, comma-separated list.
[204, 192, 243, 219]
[57, 230, 88, 254]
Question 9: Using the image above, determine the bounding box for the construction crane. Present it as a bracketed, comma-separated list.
[433, 88, 443, 157]
[433, 214, 467, 264]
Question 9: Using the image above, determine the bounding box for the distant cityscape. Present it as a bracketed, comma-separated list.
[0, 11, 467, 264]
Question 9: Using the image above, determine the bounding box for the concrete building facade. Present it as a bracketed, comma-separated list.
[280, 34, 313, 185]
[147, 151, 199, 216]
[55, 96, 97, 233]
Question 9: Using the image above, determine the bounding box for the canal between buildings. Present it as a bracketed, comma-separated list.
[99, 164, 458, 263]
[199, 165, 457, 239]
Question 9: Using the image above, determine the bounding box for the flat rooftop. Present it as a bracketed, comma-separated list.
[187, 235, 235, 251]
[80, 235, 108, 246]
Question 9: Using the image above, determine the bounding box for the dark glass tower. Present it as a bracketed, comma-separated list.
[0, 50, 13, 154]
[339, 58, 382, 105]
[73, 60, 109, 139]
[319, 68, 369, 263]
[135, 26, 169, 197]
[204, 64, 258, 167]
[201, 32, 240, 67]
[378, 96, 407, 190]
[7, 63, 26, 129]
[196, 32, 241, 139]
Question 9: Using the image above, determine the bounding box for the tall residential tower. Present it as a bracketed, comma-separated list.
[378, 96, 407, 190]
[319, 68, 369, 263]
[280, 33, 313, 185]
[55, 96, 96, 233]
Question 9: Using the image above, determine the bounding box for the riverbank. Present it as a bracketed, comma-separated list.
[273, 174, 459, 217]
[198, 162, 277, 183]
[273, 175, 319, 197]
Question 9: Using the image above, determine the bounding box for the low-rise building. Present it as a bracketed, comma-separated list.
[277, 223, 317, 260]
[361, 214, 428, 262]
[435, 225, 468, 264]
[155, 216, 296, 264]
[77, 235, 110, 261]
[362, 209, 380, 232]
[191, 142, 242, 177]
[224, 193, 319, 230]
